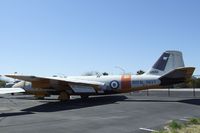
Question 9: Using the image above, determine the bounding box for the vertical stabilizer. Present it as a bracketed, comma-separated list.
[145, 51, 185, 76]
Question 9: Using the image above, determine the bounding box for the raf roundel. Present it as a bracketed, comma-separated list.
[110, 80, 120, 89]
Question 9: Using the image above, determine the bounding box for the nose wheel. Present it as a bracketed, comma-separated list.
[58, 91, 70, 102]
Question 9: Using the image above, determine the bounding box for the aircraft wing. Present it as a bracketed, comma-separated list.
[5, 75, 104, 91]
[0, 88, 25, 94]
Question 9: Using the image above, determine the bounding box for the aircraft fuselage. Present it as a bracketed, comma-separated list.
[67, 75, 161, 94]
[14, 74, 161, 96]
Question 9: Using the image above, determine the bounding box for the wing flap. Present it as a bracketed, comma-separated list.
[69, 84, 96, 93]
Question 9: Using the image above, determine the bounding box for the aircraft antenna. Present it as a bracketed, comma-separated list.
[115, 66, 126, 75]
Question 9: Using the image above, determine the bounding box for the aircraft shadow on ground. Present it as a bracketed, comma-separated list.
[179, 99, 200, 106]
[22, 95, 128, 112]
[0, 111, 34, 118]
[1, 96, 200, 117]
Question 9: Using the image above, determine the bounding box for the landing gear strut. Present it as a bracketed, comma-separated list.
[34, 94, 46, 100]
[58, 92, 70, 102]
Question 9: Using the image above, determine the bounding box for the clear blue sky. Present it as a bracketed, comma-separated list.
[0, 0, 199, 76]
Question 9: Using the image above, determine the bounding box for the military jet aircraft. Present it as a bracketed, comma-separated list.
[0, 51, 195, 101]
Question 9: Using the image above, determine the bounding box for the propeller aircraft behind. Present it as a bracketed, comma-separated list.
[0, 51, 195, 101]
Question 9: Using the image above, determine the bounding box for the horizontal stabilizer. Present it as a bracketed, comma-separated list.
[159, 67, 195, 86]
[0, 88, 25, 94]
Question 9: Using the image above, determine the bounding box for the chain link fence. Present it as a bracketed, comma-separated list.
[135, 75, 200, 97]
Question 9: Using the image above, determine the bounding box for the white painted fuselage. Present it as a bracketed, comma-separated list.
[65, 75, 161, 94]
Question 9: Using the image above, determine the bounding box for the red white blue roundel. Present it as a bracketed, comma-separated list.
[110, 80, 120, 89]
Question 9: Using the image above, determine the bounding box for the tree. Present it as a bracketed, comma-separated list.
[172, 78, 200, 88]
[82, 71, 109, 76]
[136, 70, 145, 75]
[193, 78, 200, 88]
[0, 81, 6, 88]
[82, 71, 100, 76]
[102, 72, 109, 76]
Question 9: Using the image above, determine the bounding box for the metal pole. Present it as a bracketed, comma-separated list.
[193, 80, 196, 97]
[193, 88, 196, 97]
[115, 66, 126, 75]
[168, 88, 170, 97]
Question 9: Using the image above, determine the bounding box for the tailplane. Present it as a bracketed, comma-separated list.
[145, 51, 185, 76]
[159, 67, 195, 86]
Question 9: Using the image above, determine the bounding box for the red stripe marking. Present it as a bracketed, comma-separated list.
[121, 75, 132, 91]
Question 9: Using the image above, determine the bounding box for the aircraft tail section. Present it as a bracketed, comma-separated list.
[145, 51, 185, 76]
[159, 67, 195, 86]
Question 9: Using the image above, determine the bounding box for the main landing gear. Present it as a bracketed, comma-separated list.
[34, 94, 46, 100]
[58, 91, 70, 102]
[58, 92, 90, 102]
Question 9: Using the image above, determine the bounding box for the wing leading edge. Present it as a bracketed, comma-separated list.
[5, 75, 104, 90]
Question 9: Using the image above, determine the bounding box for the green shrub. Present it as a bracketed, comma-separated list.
[189, 118, 200, 125]
[169, 121, 183, 130]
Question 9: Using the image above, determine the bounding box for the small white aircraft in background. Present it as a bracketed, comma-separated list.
[0, 51, 195, 101]
[0, 75, 21, 88]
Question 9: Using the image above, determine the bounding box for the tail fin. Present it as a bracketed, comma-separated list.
[145, 51, 185, 76]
